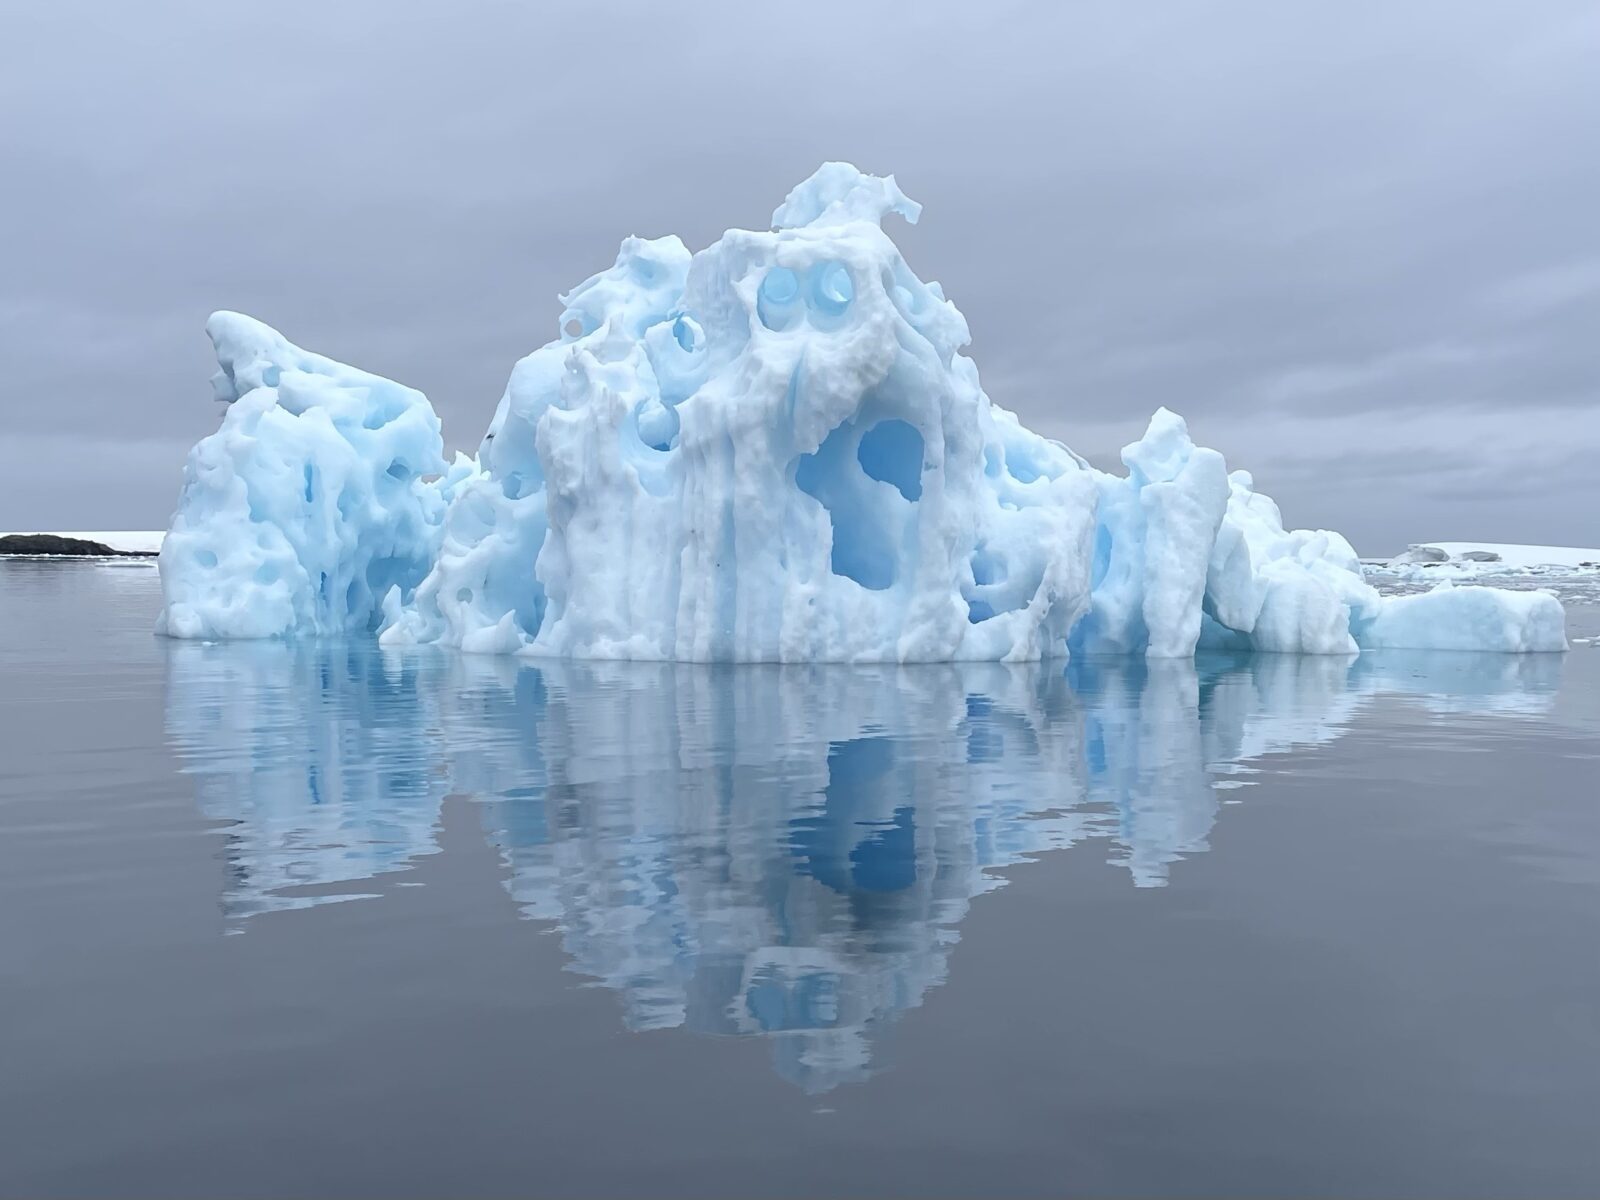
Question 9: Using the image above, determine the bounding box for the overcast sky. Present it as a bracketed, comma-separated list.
[2, 0, 1596, 552]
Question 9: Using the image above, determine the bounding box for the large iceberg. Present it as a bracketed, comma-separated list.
[158, 165, 1566, 658]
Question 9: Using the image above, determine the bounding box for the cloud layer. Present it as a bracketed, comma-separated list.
[3, 0, 1595, 551]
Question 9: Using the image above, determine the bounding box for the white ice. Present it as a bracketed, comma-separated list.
[157, 313, 469, 639]
[1358, 585, 1570, 652]
[1404, 543, 1600, 569]
[157, 166, 1568, 658]
[1371, 542, 1600, 589]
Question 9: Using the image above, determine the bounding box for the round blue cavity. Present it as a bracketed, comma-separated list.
[672, 314, 705, 353]
[758, 267, 801, 330]
[761, 267, 800, 304]
[810, 261, 854, 316]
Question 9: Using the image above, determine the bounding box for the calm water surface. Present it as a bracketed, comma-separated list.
[2, 561, 1598, 1198]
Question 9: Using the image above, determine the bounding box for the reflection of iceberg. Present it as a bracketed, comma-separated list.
[449, 661, 1096, 1089]
[1350, 650, 1566, 716]
[163, 641, 446, 918]
[164, 646, 1562, 1088]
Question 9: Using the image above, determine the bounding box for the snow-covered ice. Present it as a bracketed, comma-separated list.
[157, 165, 1567, 658]
[1365, 543, 1600, 618]
[1371, 542, 1600, 581]
[1405, 543, 1600, 569]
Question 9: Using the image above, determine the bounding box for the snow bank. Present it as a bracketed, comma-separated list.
[158, 165, 1567, 657]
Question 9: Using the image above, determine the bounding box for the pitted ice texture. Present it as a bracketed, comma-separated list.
[159, 166, 1566, 657]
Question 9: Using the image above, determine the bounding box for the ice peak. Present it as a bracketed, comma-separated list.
[771, 162, 922, 230]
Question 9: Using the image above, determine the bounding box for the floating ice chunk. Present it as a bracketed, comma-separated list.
[157, 313, 449, 640]
[1356, 585, 1568, 652]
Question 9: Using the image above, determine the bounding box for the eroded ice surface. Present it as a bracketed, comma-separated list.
[158, 314, 473, 640]
[158, 166, 1566, 658]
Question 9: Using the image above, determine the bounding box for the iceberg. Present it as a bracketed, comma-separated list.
[1358, 585, 1569, 652]
[158, 165, 1566, 658]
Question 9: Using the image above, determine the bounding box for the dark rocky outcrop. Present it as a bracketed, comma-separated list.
[0, 534, 151, 557]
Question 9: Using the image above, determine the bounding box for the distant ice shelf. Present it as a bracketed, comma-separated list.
[153, 164, 1568, 658]
[1372, 543, 1600, 573]
[1429, 543, 1599, 568]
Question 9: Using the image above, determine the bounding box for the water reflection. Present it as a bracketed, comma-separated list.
[164, 645, 1562, 1090]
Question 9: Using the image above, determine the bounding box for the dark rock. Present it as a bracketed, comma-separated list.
[0, 533, 139, 557]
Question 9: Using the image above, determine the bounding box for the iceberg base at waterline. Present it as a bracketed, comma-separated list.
[156, 164, 1566, 659]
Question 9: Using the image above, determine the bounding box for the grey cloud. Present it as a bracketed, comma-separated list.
[1, 0, 1595, 551]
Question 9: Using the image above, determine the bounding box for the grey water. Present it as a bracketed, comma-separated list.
[2, 562, 1599, 1199]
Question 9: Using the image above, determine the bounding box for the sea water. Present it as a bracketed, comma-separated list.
[2, 560, 1598, 1198]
